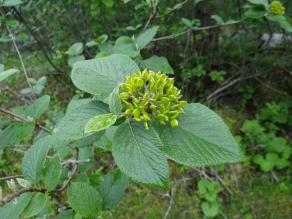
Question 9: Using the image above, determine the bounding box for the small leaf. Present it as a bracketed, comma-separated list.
[68, 55, 85, 67]
[135, 26, 159, 49]
[44, 155, 62, 191]
[98, 169, 128, 209]
[109, 87, 123, 115]
[84, 113, 117, 134]
[66, 42, 84, 56]
[142, 55, 174, 74]
[22, 136, 51, 183]
[0, 69, 19, 82]
[23, 193, 48, 218]
[68, 182, 102, 217]
[201, 201, 220, 218]
[16, 178, 31, 188]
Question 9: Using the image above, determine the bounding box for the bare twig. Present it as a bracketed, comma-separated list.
[143, 0, 158, 31]
[153, 21, 241, 42]
[0, 9, 31, 88]
[61, 159, 91, 167]
[163, 187, 175, 219]
[2, 187, 46, 204]
[0, 107, 51, 134]
[0, 175, 23, 181]
[58, 148, 80, 192]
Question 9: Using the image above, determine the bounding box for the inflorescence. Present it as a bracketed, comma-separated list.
[119, 70, 186, 129]
[270, 1, 285, 15]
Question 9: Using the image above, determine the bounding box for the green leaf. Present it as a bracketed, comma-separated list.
[85, 113, 117, 134]
[0, 122, 34, 149]
[71, 54, 140, 98]
[68, 182, 102, 217]
[22, 136, 51, 182]
[0, 69, 19, 82]
[158, 103, 241, 167]
[66, 42, 84, 56]
[244, 7, 266, 19]
[68, 55, 85, 67]
[23, 193, 48, 218]
[211, 15, 225, 25]
[0, 64, 4, 72]
[1, 0, 23, 7]
[13, 95, 50, 120]
[109, 87, 123, 115]
[266, 15, 292, 32]
[112, 121, 169, 186]
[98, 169, 128, 209]
[248, 0, 269, 10]
[114, 36, 140, 58]
[201, 201, 220, 218]
[0, 193, 32, 219]
[53, 100, 109, 141]
[44, 154, 62, 191]
[135, 26, 159, 49]
[142, 55, 174, 74]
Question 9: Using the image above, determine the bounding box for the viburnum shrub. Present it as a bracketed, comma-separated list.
[0, 54, 241, 218]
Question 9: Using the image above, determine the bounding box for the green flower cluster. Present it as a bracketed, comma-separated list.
[119, 70, 186, 129]
[270, 1, 285, 15]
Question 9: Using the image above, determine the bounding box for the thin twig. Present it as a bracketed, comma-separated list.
[61, 159, 91, 167]
[0, 9, 31, 88]
[163, 187, 175, 219]
[0, 107, 52, 134]
[2, 187, 46, 204]
[58, 148, 80, 192]
[0, 175, 23, 181]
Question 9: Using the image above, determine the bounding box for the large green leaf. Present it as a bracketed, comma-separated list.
[68, 182, 102, 217]
[13, 95, 50, 120]
[53, 100, 108, 141]
[44, 154, 62, 191]
[135, 26, 159, 49]
[23, 193, 48, 218]
[98, 169, 128, 209]
[22, 136, 51, 182]
[0, 193, 32, 219]
[158, 103, 241, 167]
[0, 122, 34, 149]
[113, 36, 140, 58]
[112, 121, 169, 186]
[71, 54, 139, 98]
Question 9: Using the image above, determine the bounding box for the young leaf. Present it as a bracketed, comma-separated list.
[112, 121, 169, 186]
[109, 87, 123, 115]
[141, 55, 174, 74]
[201, 201, 220, 218]
[71, 54, 140, 98]
[135, 26, 159, 49]
[158, 103, 241, 167]
[97, 169, 128, 209]
[22, 136, 51, 183]
[23, 193, 48, 218]
[44, 154, 62, 191]
[0, 193, 32, 219]
[66, 42, 84, 56]
[0, 69, 19, 82]
[68, 182, 102, 217]
[84, 113, 117, 134]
